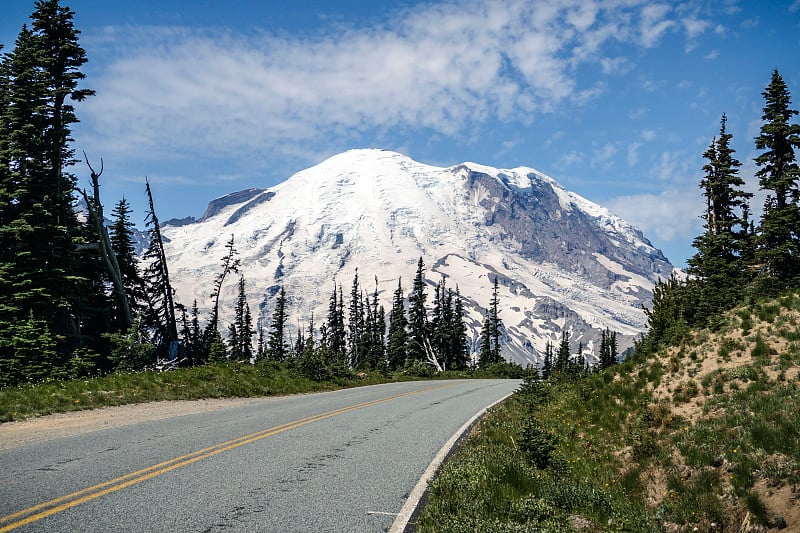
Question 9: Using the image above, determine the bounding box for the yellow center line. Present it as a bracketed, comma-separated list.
[0, 383, 451, 532]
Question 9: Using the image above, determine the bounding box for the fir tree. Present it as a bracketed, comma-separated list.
[555, 331, 570, 374]
[348, 269, 365, 368]
[478, 314, 493, 368]
[755, 70, 800, 285]
[267, 286, 289, 361]
[360, 277, 385, 370]
[386, 278, 408, 370]
[450, 287, 469, 370]
[489, 276, 502, 362]
[407, 257, 429, 363]
[207, 234, 240, 340]
[688, 114, 752, 322]
[109, 198, 145, 319]
[541, 341, 553, 379]
[599, 328, 619, 370]
[0, 1, 94, 381]
[141, 180, 178, 358]
[326, 282, 347, 366]
[478, 277, 503, 367]
[229, 275, 253, 361]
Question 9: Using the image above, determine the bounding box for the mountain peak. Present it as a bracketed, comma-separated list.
[161, 149, 673, 365]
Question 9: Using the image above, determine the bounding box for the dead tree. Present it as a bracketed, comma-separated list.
[80, 153, 133, 329]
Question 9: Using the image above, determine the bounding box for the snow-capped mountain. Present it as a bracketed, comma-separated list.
[161, 149, 675, 366]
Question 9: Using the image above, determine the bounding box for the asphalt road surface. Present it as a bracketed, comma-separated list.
[0, 379, 520, 532]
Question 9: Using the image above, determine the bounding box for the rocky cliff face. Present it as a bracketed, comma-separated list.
[160, 149, 675, 366]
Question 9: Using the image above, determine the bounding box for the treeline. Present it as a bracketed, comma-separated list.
[641, 70, 800, 352]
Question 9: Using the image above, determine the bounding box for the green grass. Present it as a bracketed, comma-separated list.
[0, 361, 524, 423]
[418, 293, 800, 532]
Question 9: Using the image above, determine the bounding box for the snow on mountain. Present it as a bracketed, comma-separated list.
[161, 149, 675, 366]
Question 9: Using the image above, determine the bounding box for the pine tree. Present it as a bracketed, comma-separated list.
[208, 234, 240, 339]
[450, 287, 469, 370]
[185, 299, 201, 365]
[541, 341, 553, 379]
[599, 328, 618, 370]
[0, 1, 94, 381]
[478, 314, 493, 368]
[326, 282, 347, 366]
[348, 270, 365, 368]
[267, 286, 289, 361]
[229, 275, 253, 361]
[688, 114, 752, 321]
[407, 257, 429, 363]
[556, 331, 570, 374]
[109, 198, 145, 320]
[489, 276, 502, 363]
[643, 273, 692, 349]
[360, 277, 385, 370]
[478, 277, 503, 367]
[755, 70, 800, 285]
[141, 180, 178, 358]
[386, 278, 408, 370]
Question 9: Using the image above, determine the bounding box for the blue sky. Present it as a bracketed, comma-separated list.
[2, 1, 799, 268]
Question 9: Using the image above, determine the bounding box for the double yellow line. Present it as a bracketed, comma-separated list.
[1, 383, 449, 532]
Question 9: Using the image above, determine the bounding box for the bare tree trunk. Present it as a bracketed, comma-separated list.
[81, 155, 133, 329]
[422, 337, 443, 373]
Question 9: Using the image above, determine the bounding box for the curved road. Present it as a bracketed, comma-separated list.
[0, 379, 519, 532]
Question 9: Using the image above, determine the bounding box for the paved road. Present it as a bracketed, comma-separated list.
[0, 379, 519, 532]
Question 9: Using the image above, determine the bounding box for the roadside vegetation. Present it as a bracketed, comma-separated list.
[417, 292, 800, 532]
[0, 361, 524, 423]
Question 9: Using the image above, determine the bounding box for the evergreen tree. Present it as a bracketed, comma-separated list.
[207, 234, 240, 340]
[360, 277, 385, 370]
[326, 282, 347, 366]
[229, 275, 253, 361]
[541, 341, 553, 379]
[0, 1, 94, 381]
[386, 278, 408, 370]
[348, 270, 365, 368]
[256, 322, 265, 361]
[186, 299, 201, 364]
[109, 198, 145, 319]
[555, 331, 570, 374]
[267, 286, 289, 361]
[489, 276, 502, 362]
[643, 274, 692, 349]
[599, 328, 619, 370]
[407, 257, 429, 363]
[755, 70, 800, 285]
[141, 180, 178, 358]
[478, 314, 493, 367]
[430, 278, 448, 368]
[478, 277, 503, 367]
[688, 114, 752, 322]
[450, 287, 469, 370]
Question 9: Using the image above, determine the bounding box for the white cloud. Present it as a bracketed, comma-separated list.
[591, 142, 618, 167]
[607, 189, 702, 242]
[75, 0, 719, 180]
[639, 4, 675, 48]
[627, 142, 642, 167]
[600, 56, 633, 75]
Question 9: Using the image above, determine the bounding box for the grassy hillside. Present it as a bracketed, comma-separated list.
[417, 292, 800, 532]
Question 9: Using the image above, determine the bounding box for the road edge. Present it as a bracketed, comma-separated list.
[388, 387, 518, 533]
